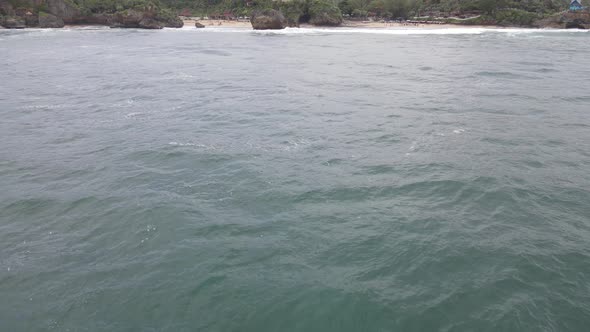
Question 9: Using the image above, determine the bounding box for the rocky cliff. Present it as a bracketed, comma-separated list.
[0, 0, 183, 29]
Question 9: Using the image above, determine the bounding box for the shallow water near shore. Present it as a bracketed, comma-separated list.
[1, 27, 590, 331]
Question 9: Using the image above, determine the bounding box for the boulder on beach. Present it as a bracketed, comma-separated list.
[162, 15, 183, 28]
[195, 21, 205, 28]
[110, 9, 165, 29]
[38, 12, 65, 28]
[139, 17, 163, 29]
[110, 9, 145, 28]
[250, 9, 286, 30]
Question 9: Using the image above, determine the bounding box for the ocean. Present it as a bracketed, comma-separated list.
[1, 26, 590, 331]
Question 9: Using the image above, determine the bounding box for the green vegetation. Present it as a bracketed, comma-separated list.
[495, 8, 541, 26]
[71, 0, 167, 15]
[0, 0, 182, 28]
[308, 0, 342, 25]
[0, 0, 175, 16]
[280, 0, 307, 25]
[0, 0, 44, 14]
[0, 0, 577, 27]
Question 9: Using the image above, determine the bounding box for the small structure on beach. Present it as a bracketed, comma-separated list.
[570, 0, 583, 11]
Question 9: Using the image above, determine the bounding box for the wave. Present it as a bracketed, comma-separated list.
[3, 25, 586, 37]
[176, 26, 590, 36]
[182, 26, 486, 35]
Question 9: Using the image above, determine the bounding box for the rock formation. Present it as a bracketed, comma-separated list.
[534, 11, 590, 29]
[110, 9, 152, 28]
[565, 18, 587, 29]
[250, 9, 287, 30]
[38, 12, 64, 28]
[162, 16, 183, 28]
[0, 0, 183, 29]
[1, 16, 25, 28]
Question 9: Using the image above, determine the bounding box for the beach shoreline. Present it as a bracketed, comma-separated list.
[53, 19, 564, 31]
[182, 19, 493, 30]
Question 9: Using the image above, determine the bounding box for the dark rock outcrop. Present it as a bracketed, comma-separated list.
[110, 9, 146, 28]
[110, 9, 180, 29]
[38, 12, 64, 28]
[138, 17, 163, 29]
[162, 15, 183, 28]
[2, 16, 25, 28]
[109, 9, 182, 29]
[195, 21, 205, 28]
[24, 12, 39, 27]
[565, 18, 587, 29]
[12, 8, 38, 27]
[534, 11, 590, 29]
[250, 9, 286, 30]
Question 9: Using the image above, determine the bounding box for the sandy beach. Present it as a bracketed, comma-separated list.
[183, 18, 489, 30]
[184, 19, 252, 28]
[341, 20, 489, 29]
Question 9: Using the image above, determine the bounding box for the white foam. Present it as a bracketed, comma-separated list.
[183, 26, 486, 35]
[487, 27, 589, 34]
[169, 141, 197, 147]
[3, 25, 585, 37]
[168, 141, 214, 149]
[173, 26, 590, 36]
[125, 112, 143, 118]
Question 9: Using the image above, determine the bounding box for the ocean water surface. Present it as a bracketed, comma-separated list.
[1, 27, 590, 331]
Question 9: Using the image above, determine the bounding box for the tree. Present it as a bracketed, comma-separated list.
[367, 0, 385, 16]
[479, 0, 497, 15]
[338, 0, 353, 15]
[384, 0, 411, 18]
[349, 0, 371, 11]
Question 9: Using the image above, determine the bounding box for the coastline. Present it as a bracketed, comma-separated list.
[30, 19, 579, 31]
[182, 19, 493, 30]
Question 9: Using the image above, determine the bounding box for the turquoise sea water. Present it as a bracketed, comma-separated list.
[1, 27, 590, 331]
